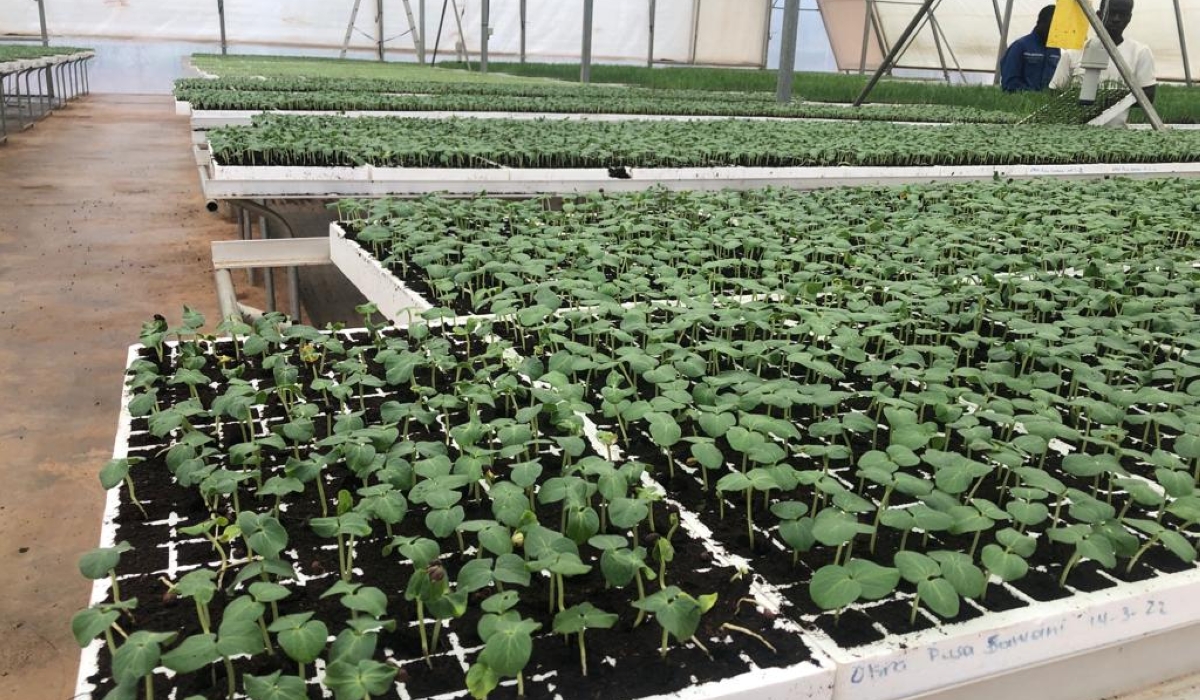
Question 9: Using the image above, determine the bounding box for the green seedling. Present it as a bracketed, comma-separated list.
[981, 528, 1036, 588]
[162, 569, 218, 635]
[111, 630, 177, 700]
[810, 558, 900, 623]
[311, 492, 372, 581]
[895, 551, 986, 624]
[652, 514, 680, 588]
[243, 671, 307, 700]
[525, 525, 592, 614]
[553, 602, 618, 677]
[178, 516, 238, 586]
[268, 612, 328, 677]
[716, 467, 782, 550]
[99, 457, 147, 518]
[161, 595, 266, 699]
[139, 315, 169, 362]
[632, 586, 717, 659]
[467, 613, 541, 699]
[71, 598, 137, 654]
[770, 501, 815, 565]
[79, 541, 133, 613]
[322, 659, 398, 700]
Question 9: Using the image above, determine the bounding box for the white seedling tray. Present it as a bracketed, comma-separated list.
[820, 568, 1200, 700]
[74, 333, 1200, 700]
[0, 51, 93, 76]
[329, 223, 433, 324]
[196, 141, 1200, 200]
[185, 107, 954, 130]
[73, 346, 139, 700]
[72, 342, 835, 700]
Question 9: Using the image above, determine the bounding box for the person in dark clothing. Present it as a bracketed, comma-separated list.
[1000, 5, 1061, 92]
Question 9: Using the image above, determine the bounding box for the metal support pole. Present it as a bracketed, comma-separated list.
[647, 0, 656, 68]
[228, 199, 297, 313]
[858, 0, 874, 73]
[418, 0, 427, 63]
[36, 0, 49, 47]
[1072, 0, 1164, 130]
[1172, 0, 1193, 87]
[23, 70, 35, 121]
[520, 0, 527, 63]
[431, 0, 449, 65]
[930, 14, 967, 83]
[399, 0, 421, 61]
[928, 12, 952, 83]
[993, 0, 1014, 85]
[217, 0, 228, 55]
[1, 75, 8, 138]
[480, 0, 489, 73]
[288, 267, 301, 322]
[340, 0, 364, 59]
[45, 63, 56, 106]
[238, 208, 253, 285]
[376, 0, 385, 61]
[449, 0, 469, 67]
[777, 0, 800, 103]
[581, 0, 594, 84]
[868, 4, 888, 68]
[688, 0, 701, 64]
[214, 269, 242, 323]
[259, 213, 273, 312]
[853, 0, 937, 106]
[41, 67, 52, 113]
[759, 0, 770, 69]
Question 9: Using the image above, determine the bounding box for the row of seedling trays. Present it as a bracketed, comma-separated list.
[77, 179, 1200, 699]
[75, 296, 1200, 700]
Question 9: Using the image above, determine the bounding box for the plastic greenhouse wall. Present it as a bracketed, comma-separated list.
[817, 0, 1199, 82]
[0, 0, 769, 67]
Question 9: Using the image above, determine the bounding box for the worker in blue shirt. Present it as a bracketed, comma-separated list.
[1000, 5, 1061, 91]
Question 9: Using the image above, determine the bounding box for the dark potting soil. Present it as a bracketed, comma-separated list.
[975, 583, 1030, 613]
[1007, 569, 1073, 602]
[93, 472, 814, 700]
[812, 608, 884, 647]
[865, 599, 937, 636]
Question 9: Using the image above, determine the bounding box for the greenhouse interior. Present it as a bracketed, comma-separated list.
[4, 0, 1200, 699]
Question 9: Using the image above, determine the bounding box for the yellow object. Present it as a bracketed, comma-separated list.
[1047, 0, 1091, 50]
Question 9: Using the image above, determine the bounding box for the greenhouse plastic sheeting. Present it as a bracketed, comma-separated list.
[444, 0, 768, 65]
[1, 0, 770, 67]
[818, 0, 1199, 82]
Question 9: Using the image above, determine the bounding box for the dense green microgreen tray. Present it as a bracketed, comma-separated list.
[176, 77, 1015, 123]
[208, 113, 1200, 168]
[0, 45, 91, 63]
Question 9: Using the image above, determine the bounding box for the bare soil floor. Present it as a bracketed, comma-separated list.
[0, 94, 261, 700]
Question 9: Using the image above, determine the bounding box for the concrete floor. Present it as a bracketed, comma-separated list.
[0, 94, 259, 700]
